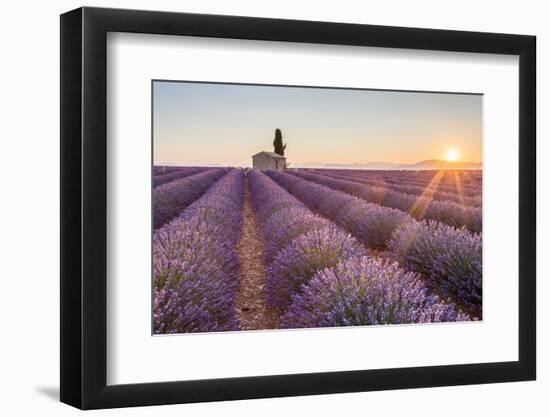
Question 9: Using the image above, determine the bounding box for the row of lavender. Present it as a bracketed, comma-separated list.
[153, 169, 244, 333]
[266, 171, 482, 313]
[289, 170, 482, 233]
[153, 166, 211, 187]
[249, 170, 468, 327]
[328, 168, 483, 187]
[153, 165, 189, 176]
[318, 169, 482, 196]
[153, 168, 228, 229]
[338, 169, 483, 197]
[309, 169, 482, 207]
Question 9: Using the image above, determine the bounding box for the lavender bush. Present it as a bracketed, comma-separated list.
[267, 226, 366, 308]
[313, 169, 482, 197]
[290, 170, 482, 233]
[153, 165, 187, 176]
[262, 207, 332, 264]
[423, 199, 482, 232]
[267, 171, 482, 311]
[315, 169, 482, 207]
[282, 256, 469, 328]
[153, 167, 208, 187]
[249, 172, 303, 222]
[153, 256, 238, 334]
[388, 220, 482, 310]
[153, 168, 226, 229]
[249, 170, 336, 263]
[348, 204, 414, 249]
[248, 170, 370, 310]
[267, 170, 413, 250]
[153, 169, 244, 334]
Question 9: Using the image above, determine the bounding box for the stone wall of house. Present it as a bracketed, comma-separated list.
[252, 154, 285, 171]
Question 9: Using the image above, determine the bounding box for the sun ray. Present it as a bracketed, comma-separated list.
[452, 169, 466, 207]
[408, 167, 445, 219]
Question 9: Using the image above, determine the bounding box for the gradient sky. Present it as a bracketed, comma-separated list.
[153, 81, 482, 167]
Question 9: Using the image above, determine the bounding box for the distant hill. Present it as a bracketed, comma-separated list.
[325, 161, 403, 170]
[407, 159, 482, 170]
[295, 159, 481, 170]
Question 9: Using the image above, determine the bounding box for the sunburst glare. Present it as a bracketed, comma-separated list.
[446, 149, 458, 162]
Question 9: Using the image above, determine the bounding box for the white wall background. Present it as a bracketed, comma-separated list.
[0, 0, 545, 415]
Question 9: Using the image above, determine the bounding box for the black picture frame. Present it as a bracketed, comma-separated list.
[60, 6, 536, 410]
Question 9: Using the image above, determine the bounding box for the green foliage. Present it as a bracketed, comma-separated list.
[273, 128, 287, 156]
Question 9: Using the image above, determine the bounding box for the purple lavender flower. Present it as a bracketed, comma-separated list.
[153, 167, 209, 187]
[152, 169, 244, 334]
[153, 270, 238, 334]
[347, 204, 413, 250]
[267, 170, 414, 250]
[153, 165, 188, 176]
[282, 256, 469, 328]
[287, 170, 481, 232]
[266, 171, 482, 311]
[315, 169, 481, 207]
[153, 168, 227, 229]
[262, 207, 332, 265]
[388, 220, 482, 309]
[267, 227, 367, 309]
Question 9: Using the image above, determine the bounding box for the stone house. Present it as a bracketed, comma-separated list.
[251, 151, 287, 171]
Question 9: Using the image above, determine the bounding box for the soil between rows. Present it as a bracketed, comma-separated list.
[235, 177, 281, 330]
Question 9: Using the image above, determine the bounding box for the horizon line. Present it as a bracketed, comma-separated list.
[153, 159, 483, 166]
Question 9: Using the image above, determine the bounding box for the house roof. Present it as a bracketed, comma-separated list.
[252, 151, 286, 159]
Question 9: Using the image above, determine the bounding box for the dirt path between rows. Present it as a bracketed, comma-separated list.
[235, 177, 281, 330]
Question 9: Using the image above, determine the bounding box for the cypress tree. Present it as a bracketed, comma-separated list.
[273, 128, 287, 156]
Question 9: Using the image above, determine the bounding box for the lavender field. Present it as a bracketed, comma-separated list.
[152, 166, 482, 334]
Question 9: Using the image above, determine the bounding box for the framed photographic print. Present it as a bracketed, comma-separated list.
[60, 7, 536, 409]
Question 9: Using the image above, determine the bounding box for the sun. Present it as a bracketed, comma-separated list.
[446, 149, 458, 162]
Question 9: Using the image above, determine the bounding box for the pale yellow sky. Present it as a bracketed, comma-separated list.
[154, 81, 482, 167]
